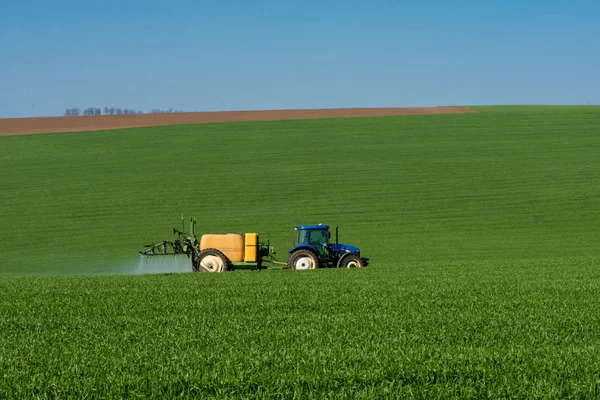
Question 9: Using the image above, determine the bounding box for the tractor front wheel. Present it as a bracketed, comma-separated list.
[287, 249, 318, 270]
[193, 248, 230, 273]
[338, 254, 364, 268]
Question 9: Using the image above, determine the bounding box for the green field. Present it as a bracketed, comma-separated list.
[1, 106, 599, 397]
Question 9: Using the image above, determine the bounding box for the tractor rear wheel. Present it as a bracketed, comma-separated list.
[339, 254, 364, 268]
[288, 249, 318, 270]
[193, 248, 230, 273]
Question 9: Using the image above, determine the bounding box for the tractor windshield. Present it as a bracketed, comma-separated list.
[298, 229, 328, 247]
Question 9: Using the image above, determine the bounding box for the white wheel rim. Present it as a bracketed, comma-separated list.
[200, 255, 223, 272]
[295, 256, 314, 270]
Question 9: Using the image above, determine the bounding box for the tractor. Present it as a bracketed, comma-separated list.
[139, 217, 368, 272]
[287, 224, 369, 270]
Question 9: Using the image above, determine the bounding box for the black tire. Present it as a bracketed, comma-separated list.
[338, 254, 364, 268]
[193, 248, 230, 273]
[287, 249, 319, 270]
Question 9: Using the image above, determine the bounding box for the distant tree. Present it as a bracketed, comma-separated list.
[148, 108, 183, 114]
[64, 106, 180, 117]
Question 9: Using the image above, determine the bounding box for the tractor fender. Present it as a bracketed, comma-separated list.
[289, 244, 319, 254]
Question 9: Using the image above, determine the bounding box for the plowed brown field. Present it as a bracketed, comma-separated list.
[0, 107, 477, 136]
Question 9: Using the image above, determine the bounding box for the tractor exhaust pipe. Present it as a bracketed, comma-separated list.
[336, 226, 339, 257]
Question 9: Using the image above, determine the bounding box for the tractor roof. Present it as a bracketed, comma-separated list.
[296, 224, 329, 230]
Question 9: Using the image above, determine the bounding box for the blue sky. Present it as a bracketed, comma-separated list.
[1, 0, 598, 118]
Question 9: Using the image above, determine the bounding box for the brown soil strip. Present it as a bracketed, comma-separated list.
[0, 107, 477, 136]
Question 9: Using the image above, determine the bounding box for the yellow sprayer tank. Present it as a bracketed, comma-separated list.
[244, 233, 258, 262]
[200, 234, 244, 262]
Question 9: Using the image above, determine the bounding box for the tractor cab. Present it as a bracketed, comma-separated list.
[296, 224, 331, 257]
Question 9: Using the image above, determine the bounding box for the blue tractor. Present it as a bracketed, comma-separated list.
[287, 224, 369, 270]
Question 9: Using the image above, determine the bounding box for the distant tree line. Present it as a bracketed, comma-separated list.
[64, 107, 186, 116]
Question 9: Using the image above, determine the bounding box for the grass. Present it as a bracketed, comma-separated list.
[0, 105, 599, 397]
[2, 258, 600, 398]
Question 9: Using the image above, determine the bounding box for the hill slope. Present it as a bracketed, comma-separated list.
[0, 106, 598, 275]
